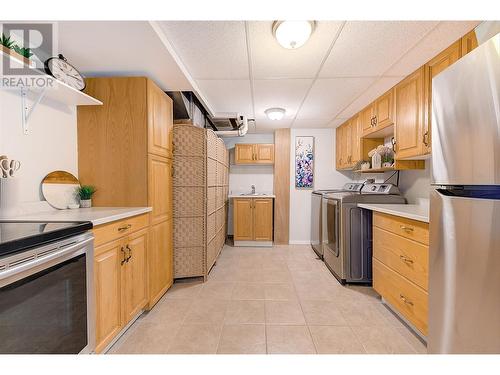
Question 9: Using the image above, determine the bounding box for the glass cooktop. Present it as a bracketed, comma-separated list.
[0, 221, 93, 257]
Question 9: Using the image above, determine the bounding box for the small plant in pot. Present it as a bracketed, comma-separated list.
[76, 185, 97, 208]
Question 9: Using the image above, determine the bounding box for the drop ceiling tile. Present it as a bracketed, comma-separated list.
[319, 21, 438, 77]
[159, 21, 249, 79]
[296, 77, 377, 120]
[385, 21, 480, 76]
[336, 76, 404, 119]
[248, 21, 344, 79]
[292, 119, 333, 128]
[254, 119, 292, 133]
[329, 118, 348, 128]
[253, 79, 312, 120]
[196, 80, 253, 117]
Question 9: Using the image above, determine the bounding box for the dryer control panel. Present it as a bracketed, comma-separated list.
[361, 183, 401, 195]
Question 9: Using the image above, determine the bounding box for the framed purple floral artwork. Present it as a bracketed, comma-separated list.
[295, 136, 314, 189]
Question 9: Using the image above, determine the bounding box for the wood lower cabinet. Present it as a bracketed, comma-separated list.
[372, 212, 429, 336]
[121, 229, 148, 324]
[253, 198, 274, 241]
[233, 198, 273, 243]
[94, 239, 122, 353]
[93, 216, 149, 353]
[235, 144, 274, 164]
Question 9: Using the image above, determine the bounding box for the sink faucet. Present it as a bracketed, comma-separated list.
[251, 184, 255, 194]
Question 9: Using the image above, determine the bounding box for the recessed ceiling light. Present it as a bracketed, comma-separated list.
[265, 107, 286, 121]
[272, 21, 316, 49]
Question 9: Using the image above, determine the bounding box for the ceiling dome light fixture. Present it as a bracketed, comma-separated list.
[272, 21, 316, 49]
[265, 107, 286, 121]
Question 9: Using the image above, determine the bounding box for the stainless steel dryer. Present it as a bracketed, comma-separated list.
[323, 183, 406, 284]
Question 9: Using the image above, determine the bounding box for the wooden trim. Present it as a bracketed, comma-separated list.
[273, 129, 290, 244]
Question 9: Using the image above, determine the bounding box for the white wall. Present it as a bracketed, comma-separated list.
[0, 90, 77, 205]
[289, 128, 351, 244]
[223, 133, 275, 235]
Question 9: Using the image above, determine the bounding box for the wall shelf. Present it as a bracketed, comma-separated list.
[1, 49, 102, 134]
[354, 167, 395, 173]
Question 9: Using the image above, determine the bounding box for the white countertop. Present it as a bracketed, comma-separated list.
[228, 193, 276, 198]
[358, 202, 429, 223]
[2, 207, 152, 226]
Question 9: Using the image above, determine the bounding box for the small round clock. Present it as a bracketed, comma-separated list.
[44, 54, 86, 91]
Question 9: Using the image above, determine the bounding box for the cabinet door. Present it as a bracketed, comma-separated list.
[425, 41, 461, 155]
[148, 219, 173, 308]
[253, 198, 273, 241]
[255, 144, 275, 164]
[461, 30, 478, 57]
[374, 89, 394, 129]
[121, 229, 148, 325]
[233, 198, 253, 241]
[360, 104, 374, 136]
[350, 115, 361, 166]
[148, 79, 173, 158]
[148, 155, 172, 224]
[394, 67, 426, 159]
[94, 239, 123, 353]
[335, 125, 343, 169]
[235, 144, 255, 164]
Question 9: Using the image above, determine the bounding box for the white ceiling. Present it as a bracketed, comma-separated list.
[159, 20, 479, 132]
[56, 20, 480, 133]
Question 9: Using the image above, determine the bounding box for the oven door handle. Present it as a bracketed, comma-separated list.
[0, 236, 93, 285]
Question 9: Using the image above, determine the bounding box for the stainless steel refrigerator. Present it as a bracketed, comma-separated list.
[429, 33, 500, 353]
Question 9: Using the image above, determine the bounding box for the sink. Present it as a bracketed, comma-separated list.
[239, 193, 268, 196]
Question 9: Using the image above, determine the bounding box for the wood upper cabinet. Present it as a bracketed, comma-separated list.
[233, 198, 253, 241]
[350, 115, 361, 165]
[361, 89, 394, 137]
[148, 219, 173, 307]
[121, 228, 148, 325]
[235, 144, 274, 164]
[94, 239, 122, 354]
[335, 117, 360, 170]
[394, 66, 427, 159]
[424, 40, 461, 155]
[253, 198, 274, 241]
[233, 198, 273, 242]
[374, 89, 394, 129]
[461, 30, 478, 56]
[147, 80, 173, 158]
[335, 125, 344, 169]
[255, 144, 275, 164]
[360, 104, 374, 136]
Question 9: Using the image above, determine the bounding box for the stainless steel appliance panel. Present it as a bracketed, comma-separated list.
[429, 189, 500, 353]
[431, 34, 500, 185]
[324, 197, 343, 281]
[310, 192, 323, 257]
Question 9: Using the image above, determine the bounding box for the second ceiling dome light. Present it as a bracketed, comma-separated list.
[272, 21, 316, 49]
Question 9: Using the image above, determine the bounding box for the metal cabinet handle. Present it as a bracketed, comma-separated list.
[400, 294, 414, 306]
[373, 115, 377, 125]
[120, 247, 127, 265]
[126, 244, 132, 262]
[400, 225, 414, 232]
[118, 224, 132, 232]
[423, 131, 429, 146]
[400, 255, 414, 264]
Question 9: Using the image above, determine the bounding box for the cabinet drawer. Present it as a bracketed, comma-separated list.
[373, 212, 429, 245]
[93, 213, 149, 247]
[373, 259, 428, 335]
[373, 227, 428, 290]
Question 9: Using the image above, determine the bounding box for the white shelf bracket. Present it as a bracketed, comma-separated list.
[20, 87, 47, 135]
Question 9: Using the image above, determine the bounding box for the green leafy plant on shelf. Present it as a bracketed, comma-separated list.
[12, 45, 33, 58]
[75, 185, 97, 200]
[0, 33, 16, 49]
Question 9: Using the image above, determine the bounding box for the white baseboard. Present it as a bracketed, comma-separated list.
[288, 240, 311, 245]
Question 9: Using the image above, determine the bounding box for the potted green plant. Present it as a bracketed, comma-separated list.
[75, 185, 97, 208]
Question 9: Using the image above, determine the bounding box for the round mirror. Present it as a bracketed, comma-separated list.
[41, 171, 80, 210]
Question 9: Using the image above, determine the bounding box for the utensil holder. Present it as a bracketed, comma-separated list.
[0, 177, 20, 216]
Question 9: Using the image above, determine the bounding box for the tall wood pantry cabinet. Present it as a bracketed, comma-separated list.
[77, 77, 174, 348]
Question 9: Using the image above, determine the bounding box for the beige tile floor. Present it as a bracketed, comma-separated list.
[109, 244, 427, 354]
